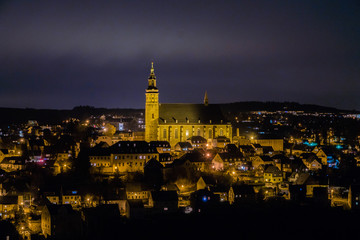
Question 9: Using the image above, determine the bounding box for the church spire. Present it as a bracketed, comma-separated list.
[147, 61, 157, 90]
[204, 90, 208, 106]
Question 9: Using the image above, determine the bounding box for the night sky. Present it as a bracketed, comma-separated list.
[1, 0, 359, 110]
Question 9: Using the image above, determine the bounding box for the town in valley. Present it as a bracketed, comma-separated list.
[1, 64, 360, 239]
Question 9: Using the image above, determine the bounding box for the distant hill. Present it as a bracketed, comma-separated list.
[219, 101, 357, 114]
[0, 102, 357, 126]
[0, 106, 143, 126]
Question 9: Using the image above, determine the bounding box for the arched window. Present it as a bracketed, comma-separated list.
[185, 130, 189, 138]
[175, 128, 179, 139]
[209, 129, 213, 138]
[220, 128, 224, 136]
[163, 128, 167, 139]
[152, 113, 154, 119]
[197, 128, 201, 136]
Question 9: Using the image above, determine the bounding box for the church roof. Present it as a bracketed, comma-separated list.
[159, 103, 228, 124]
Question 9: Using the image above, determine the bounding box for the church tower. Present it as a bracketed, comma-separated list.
[145, 62, 159, 142]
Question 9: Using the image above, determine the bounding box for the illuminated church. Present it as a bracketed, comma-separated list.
[145, 62, 232, 147]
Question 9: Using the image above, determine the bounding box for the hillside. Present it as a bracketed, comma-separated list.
[0, 102, 356, 126]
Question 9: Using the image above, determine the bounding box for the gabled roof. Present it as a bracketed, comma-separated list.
[149, 141, 171, 148]
[110, 141, 158, 154]
[231, 185, 255, 195]
[198, 176, 217, 186]
[169, 158, 189, 167]
[89, 141, 158, 156]
[294, 173, 310, 185]
[159, 104, 228, 124]
[300, 152, 317, 159]
[126, 182, 147, 192]
[303, 155, 321, 165]
[150, 191, 178, 202]
[224, 144, 240, 154]
[262, 146, 274, 153]
[259, 155, 273, 162]
[45, 204, 75, 216]
[0, 149, 9, 155]
[187, 136, 207, 143]
[94, 141, 110, 148]
[1, 156, 26, 165]
[175, 142, 193, 149]
[144, 158, 163, 169]
[272, 154, 291, 164]
[218, 152, 243, 161]
[264, 165, 281, 174]
[238, 145, 255, 151]
[178, 151, 208, 163]
[210, 185, 230, 193]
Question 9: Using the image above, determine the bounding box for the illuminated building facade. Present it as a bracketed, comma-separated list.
[144, 63, 232, 147]
[89, 141, 159, 174]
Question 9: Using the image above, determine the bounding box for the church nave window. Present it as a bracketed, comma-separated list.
[220, 128, 224, 136]
[175, 128, 179, 139]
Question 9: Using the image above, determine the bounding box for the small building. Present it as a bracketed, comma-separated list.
[41, 204, 82, 239]
[190, 188, 220, 212]
[0, 156, 26, 172]
[177, 150, 210, 172]
[149, 141, 171, 153]
[125, 183, 150, 203]
[174, 142, 193, 152]
[251, 155, 273, 169]
[210, 185, 230, 202]
[264, 165, 283, 184]
[44, 192, 60, 205]
[211, 152, 244, 171]
[228, 185, 255, 204]
[187, 136, 208, 149]
[238, 145, 255, 157]
[272, 154, 292, 173]
[0, 195, 18, 219]
[126, 199, 145, 219]
[197, 176, 217, 191]
[301, 155, 322, 171]
[62, 190, 81, 208]
[148, 191, 178, 213]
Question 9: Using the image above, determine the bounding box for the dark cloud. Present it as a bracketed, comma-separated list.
[0, 0, 359, 110]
